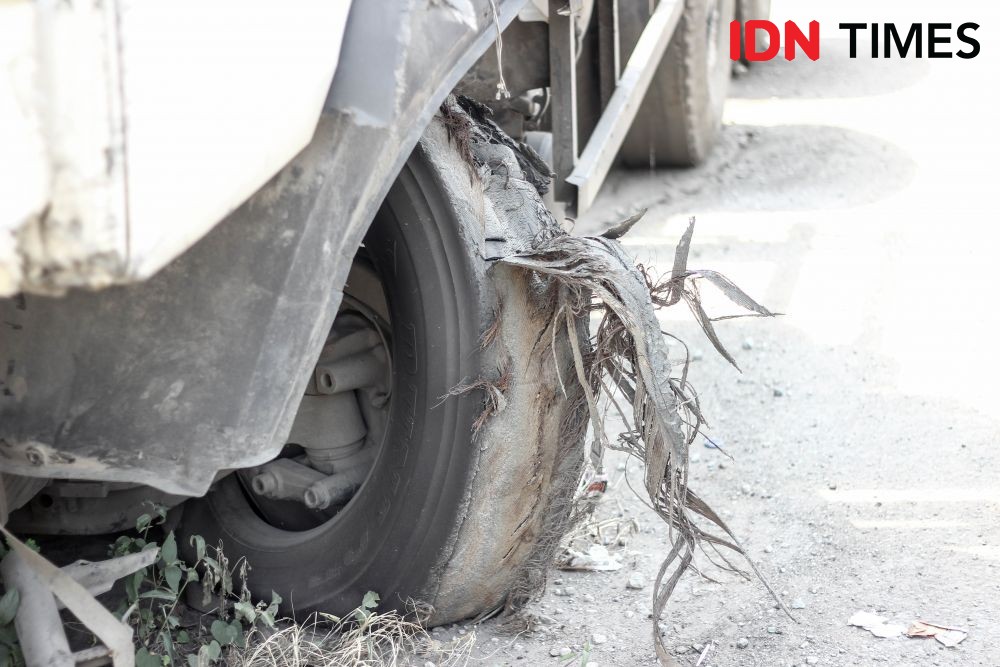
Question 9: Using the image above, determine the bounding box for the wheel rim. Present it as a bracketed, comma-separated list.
[234, 258, 394, 532]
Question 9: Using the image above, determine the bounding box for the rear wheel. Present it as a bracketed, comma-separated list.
[620, 0, 736, 167]
[178, 108, 585, 623]
[736, 0, 772, 65]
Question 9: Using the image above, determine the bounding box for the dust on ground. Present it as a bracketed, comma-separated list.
[439, 1, 1000, 665]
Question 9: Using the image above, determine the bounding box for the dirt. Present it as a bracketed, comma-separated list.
[438, 1, 1000, 665]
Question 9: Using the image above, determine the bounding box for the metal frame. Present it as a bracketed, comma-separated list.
[550, 0, 685, 214]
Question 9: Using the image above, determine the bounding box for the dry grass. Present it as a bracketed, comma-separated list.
[229, 609, 474, 667]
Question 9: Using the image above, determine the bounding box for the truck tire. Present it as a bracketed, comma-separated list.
[177, 109, 586, 624]
[736, 0, 772, 65]
[620, 0, 735, 168]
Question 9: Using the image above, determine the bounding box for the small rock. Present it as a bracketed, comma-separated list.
[736, 637, 750, 649]
[550, 647, 571, 657]
[553, 588, 565, 596]
[773, 387, 784, 397]
[827, 482, 837, 491]
[674, 646, 690, 654]
[691, 349, 704, 361]
[624, 610, 635, 619]
[564, 586, 577, 596]
[806, 658, 819, 665]
[742, 338, 754, 350]
[553, 578, 564, 585]
[741, 484, 752, 495]
[791, 598, 806, 610]
[626, 572, 646, 590]
[591, 633, 607, 645]
[767, 626, 779, 634]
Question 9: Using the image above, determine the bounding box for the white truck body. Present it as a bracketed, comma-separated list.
[0, 0, 351, 297]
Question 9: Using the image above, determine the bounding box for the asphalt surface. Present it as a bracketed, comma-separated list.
[455, 1, 1000, 665]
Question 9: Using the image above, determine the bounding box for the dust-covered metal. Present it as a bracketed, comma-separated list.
[566, 0, 684, 212]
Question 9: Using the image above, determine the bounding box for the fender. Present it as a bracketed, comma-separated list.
[0, 0, 528, 496]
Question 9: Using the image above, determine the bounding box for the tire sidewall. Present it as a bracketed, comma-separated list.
[178, 143, 489, 616]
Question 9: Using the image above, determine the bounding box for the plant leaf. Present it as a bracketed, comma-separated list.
[0, 589, 19, 626]
[164, 565, 182, 594]
[190, 535, 206, 563]
[160, 532, 178, 565]
[210, 619, 242, 647]
[135, 648, 161, 667]
[361, 591, 379, 610]
[233, 601, 256, 625]
[125, 570, 145, 603]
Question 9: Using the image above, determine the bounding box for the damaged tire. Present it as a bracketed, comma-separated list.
[178, 106, 586, 624]
[620, 0, 735, 167]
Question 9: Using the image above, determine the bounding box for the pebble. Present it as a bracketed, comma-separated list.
[827, 482, 838, 490]
[624, 610, 635, 619]
[806, 658, 819, 665]
[626, 572, 647, 590]
[691, 349, 704, 361]
[742, 338, 754, 350]
[791, 598, 806, 609]
[591, 633, 607, 645]
[736, 637, 750, 649]
[773, 387, 784, 397]
[767, 626, 780, 634]
[550, 647, 571, 657]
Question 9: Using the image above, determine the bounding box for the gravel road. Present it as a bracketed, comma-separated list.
[444, 1, 1000, 665]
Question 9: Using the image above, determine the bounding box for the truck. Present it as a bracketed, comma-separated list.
[0, 0, 767, 660]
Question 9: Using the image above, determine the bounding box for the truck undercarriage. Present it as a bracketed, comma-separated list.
[0, 1, 773, 664]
